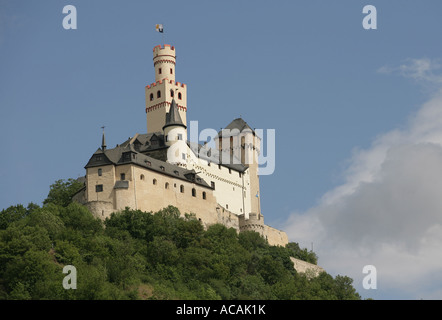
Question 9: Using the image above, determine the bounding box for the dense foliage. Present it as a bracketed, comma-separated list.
[0, 179, 361, 300]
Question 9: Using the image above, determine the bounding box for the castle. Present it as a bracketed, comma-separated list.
[73, 44, 288, 247]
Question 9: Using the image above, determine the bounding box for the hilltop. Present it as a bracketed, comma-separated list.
[0, 179, 361, 300]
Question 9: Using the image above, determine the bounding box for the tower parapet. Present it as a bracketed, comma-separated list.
[239, 212, 265, 236]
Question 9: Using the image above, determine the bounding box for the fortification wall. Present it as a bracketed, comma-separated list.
[215, 205, 240, 231]
[264, 225, 289, 247]
[290, 257, 325, 278]
[85, 200, 114, 220]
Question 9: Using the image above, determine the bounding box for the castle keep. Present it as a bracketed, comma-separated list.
[74, 44, 288, 247]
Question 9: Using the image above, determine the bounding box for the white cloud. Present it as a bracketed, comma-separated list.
[378, 58, 442, 84]
[285, 60, 442, 299]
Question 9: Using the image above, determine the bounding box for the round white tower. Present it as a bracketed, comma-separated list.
[164, 99, 188, 165]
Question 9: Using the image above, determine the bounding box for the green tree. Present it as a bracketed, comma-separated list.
[0, 205, 27, 230]
[26, 207, 65, 240]
[286, 242, 318, 264]
[43, 178, 84, 207]
[333, 275, 361, 300]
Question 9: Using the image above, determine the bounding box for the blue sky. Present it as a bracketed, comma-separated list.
[2, 0, 442, 299]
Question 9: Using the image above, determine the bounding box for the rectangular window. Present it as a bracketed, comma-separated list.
[159, 68, 162, 74]
[98, 168, 102, 176]
[170, 68, 173, 74]
[211, 181, 215, 190]
[182, 153, 186, 160]
[177, 133, 183, 140]
[120, 173, 125, 181]
[95, 184, 103, 192]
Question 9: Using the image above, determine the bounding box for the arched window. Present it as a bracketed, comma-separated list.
[157, 90, 161, 98]
[180, 185, 184, 193]
[158, 68, 162, 74]
[170, 89, 174, 97]
[140, 174, 145, 181]
[153, 179, 157, 185]
[165, 182, 169, 189]
[150, 93, 154, 101]
[192, 188, 196, 197]
[202, 191, 206, 200]
[178, 92, 182, 100]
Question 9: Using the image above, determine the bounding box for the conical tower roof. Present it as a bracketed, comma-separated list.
[163, 99, 186, 130]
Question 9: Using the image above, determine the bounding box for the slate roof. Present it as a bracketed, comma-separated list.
[163, 99, 186, 130]
[85, 143, 212, 189]
[187, 141, 247, 173]
[217, 118, 255, 137]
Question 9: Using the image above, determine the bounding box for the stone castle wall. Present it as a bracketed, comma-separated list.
[290, 257, 325, 278]
[77, 163, 288, 247]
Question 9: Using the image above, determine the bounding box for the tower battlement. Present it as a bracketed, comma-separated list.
[239, 212, 265, 235]
[153, 44, 175, 54]
[146, 79, 186, 89]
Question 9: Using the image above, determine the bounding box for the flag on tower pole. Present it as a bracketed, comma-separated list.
[155, 24, 163, 33]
